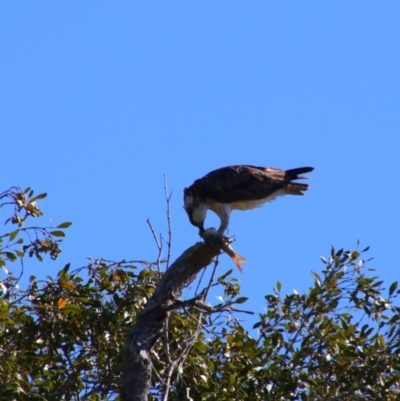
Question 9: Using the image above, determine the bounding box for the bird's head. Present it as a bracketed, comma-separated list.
[183, 186, 206, 233]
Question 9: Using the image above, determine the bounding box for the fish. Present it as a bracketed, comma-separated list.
[221, 241, 248, 273]
[200, 228, 248, 273]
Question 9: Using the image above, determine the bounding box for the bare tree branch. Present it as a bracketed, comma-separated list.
[147, 218, 163, 273]
[163, 175, 173, 270]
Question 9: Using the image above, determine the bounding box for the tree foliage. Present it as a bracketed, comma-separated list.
[1, 186, 399, 400]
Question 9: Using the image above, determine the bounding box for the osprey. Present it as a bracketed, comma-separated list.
[184, 165, 313, 236]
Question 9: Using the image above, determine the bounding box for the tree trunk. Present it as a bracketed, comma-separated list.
[120, 241, 221, 401]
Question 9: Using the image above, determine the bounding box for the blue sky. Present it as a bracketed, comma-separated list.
[1, 2, 399, 326]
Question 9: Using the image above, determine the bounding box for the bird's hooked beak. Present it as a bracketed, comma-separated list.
[182, 205, 205, 233]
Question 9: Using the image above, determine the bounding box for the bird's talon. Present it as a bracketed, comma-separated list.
[199, 228, 226, 244]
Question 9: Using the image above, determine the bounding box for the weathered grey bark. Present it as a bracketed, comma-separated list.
[120, 241, 221, 401]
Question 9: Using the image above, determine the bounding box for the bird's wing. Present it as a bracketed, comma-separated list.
[192, 165, 289, 203]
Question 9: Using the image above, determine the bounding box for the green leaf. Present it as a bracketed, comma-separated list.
[88, 393, 101, 401]
[240, 339, 258, 350]
[62, 263, 71, 272]
[376, 334, 385, 348]
[76, 297, 90, 304]
[50, 230, 65, 237]
[265, 295, 278, 302]
[32, 192, 47, 201]
[4, 252, 17, 261]
[389, 281, 398, 296]
[57, 222, 73, 229]
[62, 304, 80, 311]
[235, 297, 248, 304]
[0, 299, 9, 319]
[194, 341, 208, 352]
[276, 281, 282, 292]
[218, 269, 233, 282]
[9, 230, 19, 241]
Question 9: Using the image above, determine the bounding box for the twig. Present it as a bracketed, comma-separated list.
[203, 258, 219, 300]
[194, 256, 219, 297]
[163, 174, 173, 270]
[147, 218, 163, 273]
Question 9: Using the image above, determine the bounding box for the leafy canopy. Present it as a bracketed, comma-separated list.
[1, 186, 399, 400]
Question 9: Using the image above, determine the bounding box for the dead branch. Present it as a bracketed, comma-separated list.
[120, 240, 223, 401]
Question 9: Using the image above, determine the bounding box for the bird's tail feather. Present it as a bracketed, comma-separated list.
[284, 167, 314, 195]
[285, 167, 314, 180]
[284, 183, 309, 195]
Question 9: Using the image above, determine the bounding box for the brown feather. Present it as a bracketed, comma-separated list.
[184, 165, 314, 233]
[190, 165, 313, 203]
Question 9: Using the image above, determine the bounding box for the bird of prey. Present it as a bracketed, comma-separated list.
[184, 165, 313, 237]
